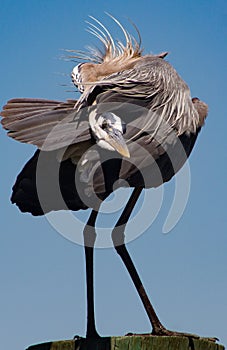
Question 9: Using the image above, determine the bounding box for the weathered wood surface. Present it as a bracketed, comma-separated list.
[26, 336, 225, 350]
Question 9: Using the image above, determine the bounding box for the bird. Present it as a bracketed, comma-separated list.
[1, 15, 210, 340]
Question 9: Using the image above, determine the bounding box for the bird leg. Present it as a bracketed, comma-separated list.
[111, 187, 166, 335]
[82, 191, 217, 342]
[83, 209, 100, 339]
[111, 188, 216, 340]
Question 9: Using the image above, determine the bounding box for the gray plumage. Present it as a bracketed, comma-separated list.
[0, 15, 208, 214]
[0, 16, 213, 341]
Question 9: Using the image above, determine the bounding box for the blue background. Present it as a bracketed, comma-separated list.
[0, 1, 226, 349]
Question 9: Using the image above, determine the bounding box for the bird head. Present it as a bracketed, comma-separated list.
[89, 110, 130, 158]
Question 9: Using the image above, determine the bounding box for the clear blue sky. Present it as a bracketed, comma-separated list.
[0, 0, 227, 349]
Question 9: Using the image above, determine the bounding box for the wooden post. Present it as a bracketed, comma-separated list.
[26, 336, 225, 350]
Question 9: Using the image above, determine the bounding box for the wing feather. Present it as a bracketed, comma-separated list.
[1, 98, 91, 151]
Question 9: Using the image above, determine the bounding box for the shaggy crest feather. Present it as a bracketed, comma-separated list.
[67, 14, 143, 65]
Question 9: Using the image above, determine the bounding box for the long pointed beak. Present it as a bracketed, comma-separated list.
[104, 128, 130, 158]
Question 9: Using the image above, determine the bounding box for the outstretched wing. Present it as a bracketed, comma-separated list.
[1, 98, 91, 151]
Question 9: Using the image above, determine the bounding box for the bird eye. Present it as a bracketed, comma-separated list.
[101, 120, 108, 130]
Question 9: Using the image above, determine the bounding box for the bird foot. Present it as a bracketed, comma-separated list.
[126, 328, 218, 343]
[153, 327, 218, 342]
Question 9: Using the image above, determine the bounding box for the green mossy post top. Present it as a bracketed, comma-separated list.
[26, 336, 225, 350]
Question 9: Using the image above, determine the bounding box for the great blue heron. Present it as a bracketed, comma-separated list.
[1, 15, 210, 340]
